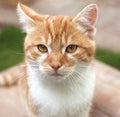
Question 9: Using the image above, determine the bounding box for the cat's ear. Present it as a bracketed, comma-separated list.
[73, 4, 98, 38]
[17, 3, 38, 34]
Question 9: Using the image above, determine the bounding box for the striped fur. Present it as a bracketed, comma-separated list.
[0, 62, 25, 86]
[0, 3, 98, 117]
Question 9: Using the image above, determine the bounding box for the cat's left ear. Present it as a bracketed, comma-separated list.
[73, 4, 98, 38]
[17, 3, 39, 34]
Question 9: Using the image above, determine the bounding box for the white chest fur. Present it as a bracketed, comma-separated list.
[27, 63, 95, 117]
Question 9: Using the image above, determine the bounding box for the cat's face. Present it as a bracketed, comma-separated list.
[17, 3, 97, 79]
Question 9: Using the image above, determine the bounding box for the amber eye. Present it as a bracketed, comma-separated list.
[37, 44, 48, 53]
[66, 44, 78, 53]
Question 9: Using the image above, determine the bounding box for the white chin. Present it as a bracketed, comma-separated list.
[42, 72, 66, 81]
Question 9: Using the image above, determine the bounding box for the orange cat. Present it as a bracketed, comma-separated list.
[0, 3, 98, 117]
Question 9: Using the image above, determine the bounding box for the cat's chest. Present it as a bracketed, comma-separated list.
[28, 76, 93, 117]
[29, 84, 83, 117]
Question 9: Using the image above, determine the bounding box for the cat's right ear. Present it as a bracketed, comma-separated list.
[17, 3, 38, 34]
[73, 4, 98, 38]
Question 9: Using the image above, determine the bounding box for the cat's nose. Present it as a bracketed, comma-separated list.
[50, 62, 62, 71]
[51, 65, 61, 71]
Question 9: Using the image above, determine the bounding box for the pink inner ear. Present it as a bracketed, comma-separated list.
[81, 5, 97, 26]
[73, 4, 98, 26]
[73, 4, 98, 37]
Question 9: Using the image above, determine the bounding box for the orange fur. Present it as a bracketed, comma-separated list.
[0, 62, 25, 86]
[0, 3, 98, 117]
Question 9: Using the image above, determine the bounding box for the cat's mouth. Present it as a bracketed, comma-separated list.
[51, 72, 63, 77]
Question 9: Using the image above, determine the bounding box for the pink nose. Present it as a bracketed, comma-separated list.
[51, 65, 61, 71]
[50, 62, 62, 71]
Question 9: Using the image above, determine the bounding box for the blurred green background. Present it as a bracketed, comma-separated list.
[0, 25, 120, 71]
[0, 26, 24, 70]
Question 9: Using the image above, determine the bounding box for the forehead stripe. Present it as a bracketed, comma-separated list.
[59, 16, 68, 35]
[48, 18, 55, 39]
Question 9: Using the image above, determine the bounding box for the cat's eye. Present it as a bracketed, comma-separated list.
[37, 44, 48, 53]
[66, 44, 78, 53]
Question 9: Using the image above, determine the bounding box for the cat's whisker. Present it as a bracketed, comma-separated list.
[75, 71, 95, 88]
[68, 74, 82, 89]
[69, 77, 75, 88]
[76, 74, 91, 86]
[72, 71, 87, 82]
[28, 59, 39, 64]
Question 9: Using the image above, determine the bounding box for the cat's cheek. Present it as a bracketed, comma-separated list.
[66, 54, 74, 59]
[59, 69, 73, 77]
[37, 54, 48, 64]
[66, 54, 78, 64]
[37, 54, 48, 72]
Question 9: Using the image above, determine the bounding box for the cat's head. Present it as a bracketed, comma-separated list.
[17, 3, 98, 79]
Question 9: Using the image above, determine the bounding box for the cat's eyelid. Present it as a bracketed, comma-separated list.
[66, 43, 79, 47]
[34, 41, 44, 46]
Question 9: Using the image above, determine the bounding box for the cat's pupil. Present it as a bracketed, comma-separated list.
[37, 44, 48, 53]
[66, 45, 78, 53]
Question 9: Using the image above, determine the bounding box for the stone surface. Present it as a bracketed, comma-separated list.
[0, 60, 120, 117]
[0, 86, 27, 117]
[92, 60, 120, 117]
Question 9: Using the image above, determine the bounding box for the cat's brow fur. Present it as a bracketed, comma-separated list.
[25, 15, 95, 62]
[0, 3, 98, 117]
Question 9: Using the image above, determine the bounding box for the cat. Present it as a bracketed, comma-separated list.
[0, 3, 98, 117]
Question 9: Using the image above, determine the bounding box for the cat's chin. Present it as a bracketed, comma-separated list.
[50, 73, 64, 77]
[46, 72, 66, 79]
[41, 71, 68, 81]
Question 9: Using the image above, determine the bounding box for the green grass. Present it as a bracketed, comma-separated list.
[95, 49, 120, 70]
[0, 25, 25, 71]
[0, 25, 120, 71]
